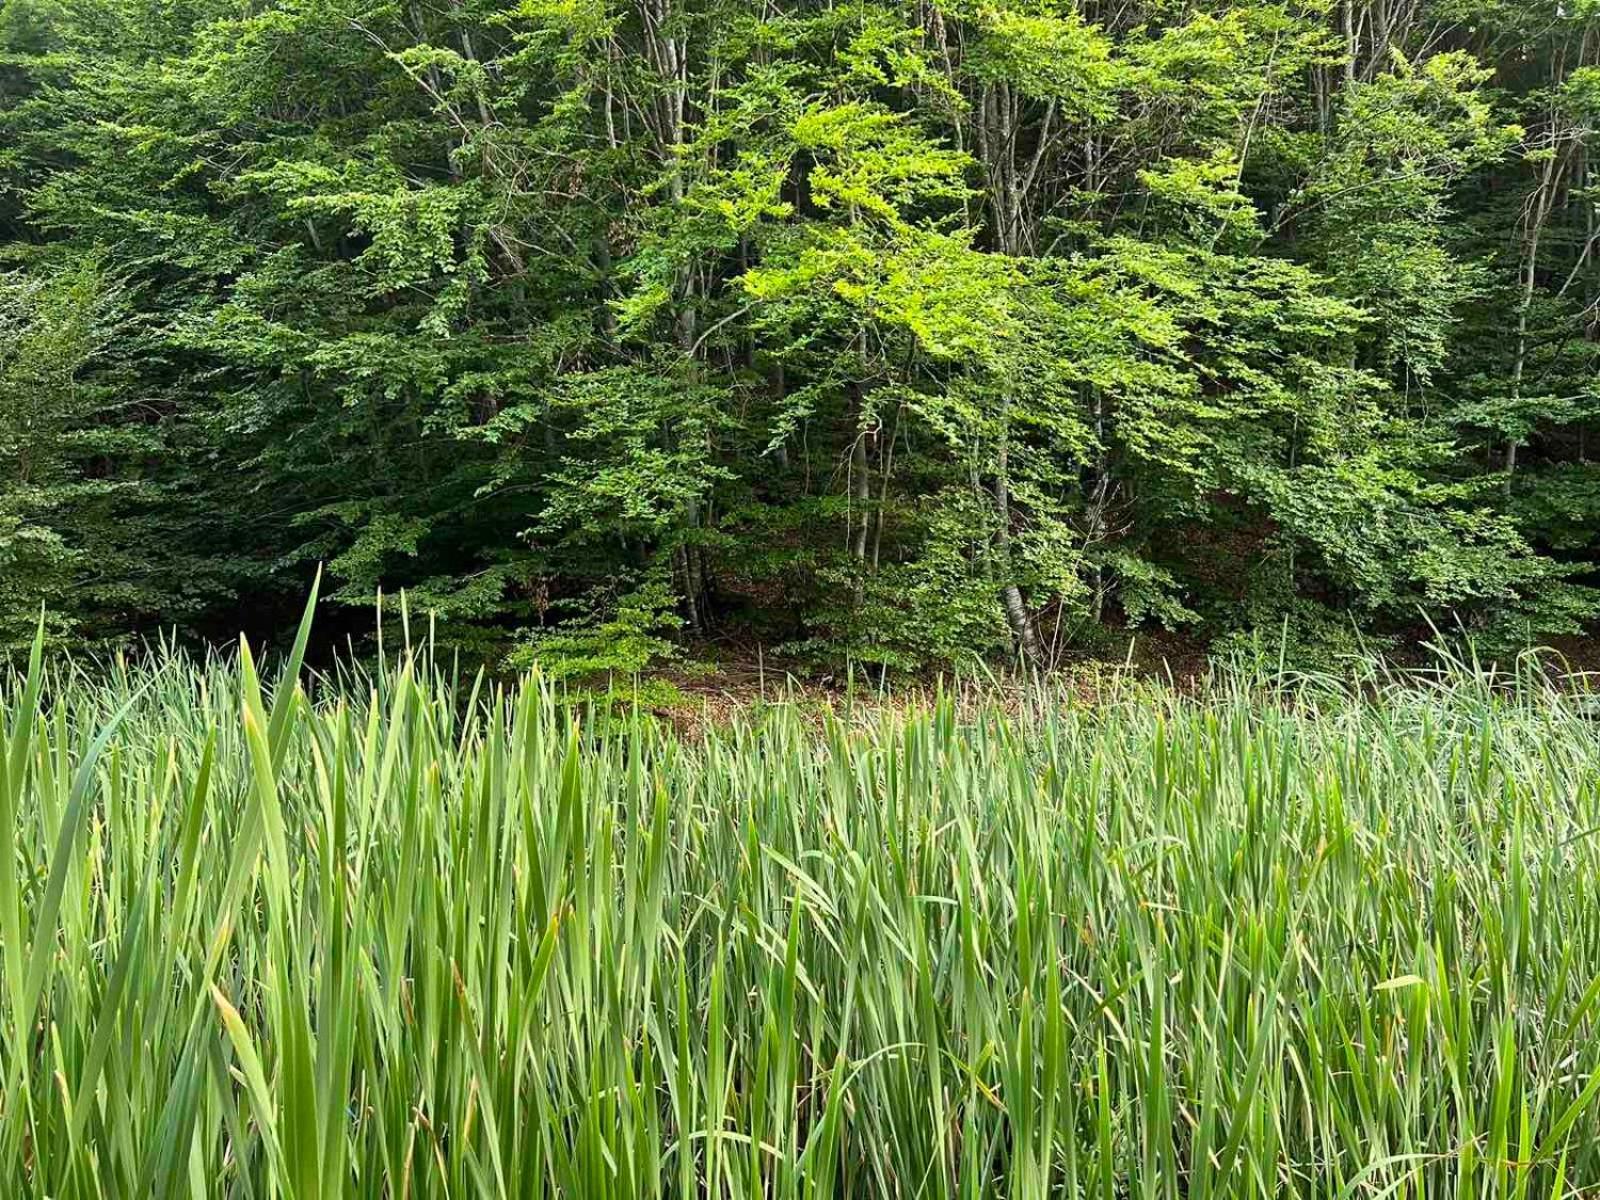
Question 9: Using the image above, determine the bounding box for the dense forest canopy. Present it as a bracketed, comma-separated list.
[3, 0, 1600, 673]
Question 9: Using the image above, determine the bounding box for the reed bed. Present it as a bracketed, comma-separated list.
[3, 616, 1600, 1198]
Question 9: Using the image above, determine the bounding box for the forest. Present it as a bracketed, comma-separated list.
[4, 0, 1600, 674]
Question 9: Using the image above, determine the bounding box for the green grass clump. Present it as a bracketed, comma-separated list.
[3, 625, 1599, 1198]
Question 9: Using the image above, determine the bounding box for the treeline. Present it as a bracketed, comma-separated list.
[3, 0, 1599, 673]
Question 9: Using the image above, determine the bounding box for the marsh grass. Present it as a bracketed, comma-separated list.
[3, 609, 1600, 1198]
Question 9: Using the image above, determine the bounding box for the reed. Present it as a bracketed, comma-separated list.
[3, 613, 1598, 1198]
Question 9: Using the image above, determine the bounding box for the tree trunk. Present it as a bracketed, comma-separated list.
[849, 379, 871, 607]
[1509, 122, 1564, 494]
[994, 393, 1042, 664]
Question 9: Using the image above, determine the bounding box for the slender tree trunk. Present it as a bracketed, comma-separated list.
[871, 404, 901, 571]
[1084, 384, 1111, 624]
[975, 81, 1046, 662]
[851, 433, 871, 565]
[994, 392, 1042, 664]
[448, 0, 495, 128]
[1343, 0, 1358, 86]
[773, 363, 789, 470]
[678, 544, 701, 632]
[848, 376, 872, 606]
[1509, 127, 1564, 494]
[677, 290, 710, 632]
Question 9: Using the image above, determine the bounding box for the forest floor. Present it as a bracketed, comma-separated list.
[631, 629, 1600, 735]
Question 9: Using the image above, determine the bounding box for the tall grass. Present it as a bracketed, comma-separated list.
[3, 619, 1599, 1198]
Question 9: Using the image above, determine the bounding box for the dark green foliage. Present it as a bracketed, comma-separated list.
[3, 0, 1600, 670]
